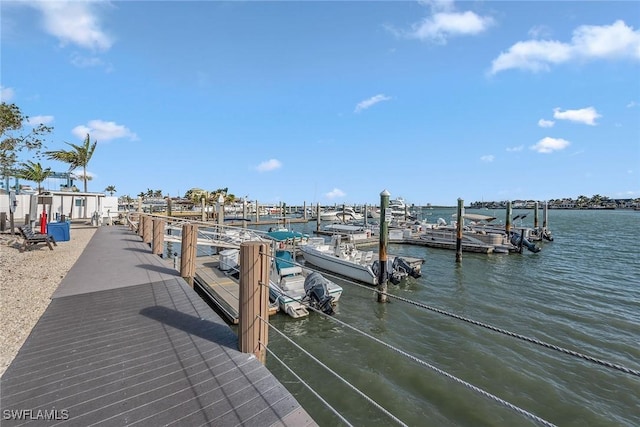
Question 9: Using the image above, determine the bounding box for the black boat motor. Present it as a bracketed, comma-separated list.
[304, 272, 335, 315]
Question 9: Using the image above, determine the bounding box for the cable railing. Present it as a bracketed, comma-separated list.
[125, 215, 636, 426]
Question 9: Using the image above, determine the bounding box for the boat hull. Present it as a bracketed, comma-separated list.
[299, 246, 377, 285]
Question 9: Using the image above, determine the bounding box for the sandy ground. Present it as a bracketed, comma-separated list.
[0, 224, 96, 377]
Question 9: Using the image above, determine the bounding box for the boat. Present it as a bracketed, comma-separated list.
[318, 207, 363, 222]
[299, 235, 423, 285]
[265, 230, 343, 318]
[388, 197, 417, 220]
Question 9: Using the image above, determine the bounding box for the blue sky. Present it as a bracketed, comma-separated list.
[2, 0, 639, 206]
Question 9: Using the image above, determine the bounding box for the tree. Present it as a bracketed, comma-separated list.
[15, 160, 52, 193]
[1, 102, 52, 189]
[105, 185, 117, 196]
[45, 133, 96, 193]
[46, 133, 97, 218]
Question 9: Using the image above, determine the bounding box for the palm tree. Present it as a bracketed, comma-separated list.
[46, 133, 97, 218]
[45, 133, 97, 193]
[105, 185, 117, 196]
[16, 160, 52, 193]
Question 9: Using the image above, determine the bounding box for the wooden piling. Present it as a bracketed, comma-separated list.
[455, 198, 463, 263]
[152, 218, 165, 255]
[138, 215, 145, 238]
[180, 223, 198, 286]
[378, 190, 390, 303]
[505, 201, 512, 236]
[143, 214, 152, 245]
[534, 202, 539, 229]
[201, 196, 206, 222]
[0, 212, 6, 232]
[239, 241, 270, 364]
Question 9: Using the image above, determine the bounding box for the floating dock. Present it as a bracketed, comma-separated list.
[195, 256, 278, 325]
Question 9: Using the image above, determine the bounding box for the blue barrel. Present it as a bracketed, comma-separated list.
[48, 221, 71, 242]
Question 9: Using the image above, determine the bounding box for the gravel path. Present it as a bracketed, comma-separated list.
[0, 225, 97, 377]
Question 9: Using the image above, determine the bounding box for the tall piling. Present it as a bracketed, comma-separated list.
[152, 218, 165, 255]
[455, 198, 463, 263]
[377, 190, 390, 303]
[143, 214, 152, 245]
[239, 242, 270, 364]
[180, 223, 198, 286]
[505, 201, 512, 236]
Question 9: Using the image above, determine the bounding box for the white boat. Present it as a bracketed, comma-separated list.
[319, 207, 363, 222]
[388, 197, 417, 219]
[265, 231, 343, 318]
[269, 249, 343, 318]
[299, 235, 423, 285]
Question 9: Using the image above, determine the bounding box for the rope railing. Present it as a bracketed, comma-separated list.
[308, 263, 640, 379]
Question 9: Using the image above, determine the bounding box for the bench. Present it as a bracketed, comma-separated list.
[18, 224, 57, 252]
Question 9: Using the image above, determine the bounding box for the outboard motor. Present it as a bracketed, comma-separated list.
[392, 257, 422, 279]
[510, 232, 541, 253]
[304, 272, 335, 315]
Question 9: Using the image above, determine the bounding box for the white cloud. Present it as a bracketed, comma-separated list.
[480, 155, 494, 162]
[27, 115, 54, 126]
[256, 159, 282, 172]
[627, 101, 639, 108]
[1, 86, 15, 102]
[538, 119, 554, 128]
[530, 137, 570, 153]
[394, 1, 494, 44]
[355, 94, 391, 113]
[490, 20, 640, 74]
[325, 188, 346, 199]
[553, 107, 601, 125]
[72, 120, 138, 142]
[29, 1, 113, 51]
[506, 145, 524, 152]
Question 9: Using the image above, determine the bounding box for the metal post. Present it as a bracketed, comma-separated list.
[456, 198, 463, 263]
[378, 190, 390, 303]
[239, 241, 270, 364]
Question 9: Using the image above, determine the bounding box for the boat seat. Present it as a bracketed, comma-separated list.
[279, 266, 303, 277]
[363, 251, 373, 262]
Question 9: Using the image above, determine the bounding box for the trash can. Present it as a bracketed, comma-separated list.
[47, 221, 71, 242]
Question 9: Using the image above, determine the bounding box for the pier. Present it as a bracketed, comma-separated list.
[0, 225, 315, 426]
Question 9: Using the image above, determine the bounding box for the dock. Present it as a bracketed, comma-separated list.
[0, 225, 315, 426]
[194, 256, 278, 325]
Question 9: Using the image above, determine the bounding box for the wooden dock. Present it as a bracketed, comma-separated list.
[0, 226, 315, 426]
[195, 256, 278, 325]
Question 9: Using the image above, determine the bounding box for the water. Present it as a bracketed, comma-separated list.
[253, 209, 640, 427]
